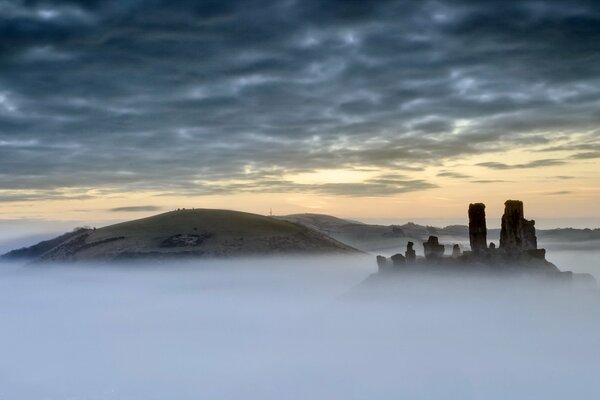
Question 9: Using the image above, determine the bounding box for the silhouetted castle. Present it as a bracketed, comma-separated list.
[375, 200, 595, 286]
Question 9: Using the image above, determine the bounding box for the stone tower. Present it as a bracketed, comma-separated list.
[500, 200, 538, 254]
[468, 203, 487, 253]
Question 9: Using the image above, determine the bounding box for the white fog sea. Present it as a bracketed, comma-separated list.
[0, 254, 599, 400]
[548, 250, 600, 278]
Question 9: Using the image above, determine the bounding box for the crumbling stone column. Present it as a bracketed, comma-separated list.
[405, 241, 416, 264]
[423, 236, 444, 259]
[500, 200, 538, 254]
[391, 253, 406, 267]
[500, 200, 524, 253]
[468, 203, 487, 254]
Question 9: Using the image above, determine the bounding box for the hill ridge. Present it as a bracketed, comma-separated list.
[2, 209, 360, 262]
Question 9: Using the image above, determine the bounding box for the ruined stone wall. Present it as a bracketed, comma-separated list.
[423, 236, 444, 259]
[522, 219, 537, 250]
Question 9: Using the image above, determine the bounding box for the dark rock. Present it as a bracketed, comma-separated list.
[468, 203, 487, 253]
[423, 236, 444, 259]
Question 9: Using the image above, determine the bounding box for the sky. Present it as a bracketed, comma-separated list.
[1, 0, 599, 227]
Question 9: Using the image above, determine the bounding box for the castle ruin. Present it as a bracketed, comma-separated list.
[376, 199, 556, 273]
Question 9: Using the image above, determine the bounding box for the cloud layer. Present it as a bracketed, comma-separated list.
[109, 205, 162, 212]
[1, 0, 599, 198]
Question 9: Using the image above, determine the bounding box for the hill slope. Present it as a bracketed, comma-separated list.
[277, 214, 468, 253]
[2, 229, 88, 260]
[7, 209, 359, 262]
[279, 214, 408, 253]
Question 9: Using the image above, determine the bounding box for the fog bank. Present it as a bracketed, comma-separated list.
[0, 256, 599, 399]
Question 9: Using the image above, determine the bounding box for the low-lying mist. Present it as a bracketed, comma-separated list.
[1, 255, 599, 400]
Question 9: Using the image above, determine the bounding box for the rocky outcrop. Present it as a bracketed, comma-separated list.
[423, 236, 444, 259]
[468, 203, 487, 253]
[500, 200, 538, 255]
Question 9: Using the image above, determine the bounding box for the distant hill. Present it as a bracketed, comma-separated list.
[278, 214, 600, 254]
[2, 209, 360, 262]
[278, 213, 471, 253]
[279, 214, 413, 253]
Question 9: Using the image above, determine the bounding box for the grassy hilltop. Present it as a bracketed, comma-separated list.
[6, 209, 359, 262]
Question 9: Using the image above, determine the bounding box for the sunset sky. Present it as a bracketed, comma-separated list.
[1, 0, 599, 229]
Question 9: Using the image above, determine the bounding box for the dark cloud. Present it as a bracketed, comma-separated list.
[154, 174, 437, 197]
[477, 159, 566, 170]
[306, 179, 437, 197]
[537, 140, 600, 154]
[109, 206, 163, 212]
[471, 180, 507, 184]
[545, 191, 572, 195]
[570, 152, 600, 160]
[0, 190, 94, 203]
[1, 0, 599, 198]
[437, 171, 472, 179]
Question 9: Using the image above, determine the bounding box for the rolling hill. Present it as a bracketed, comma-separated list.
[2, 209, 360, 262]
